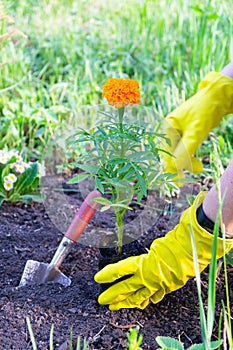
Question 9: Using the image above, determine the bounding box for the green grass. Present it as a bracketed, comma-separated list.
[0, 0, 233, 159]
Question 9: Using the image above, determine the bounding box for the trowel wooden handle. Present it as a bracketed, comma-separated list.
[65, 190, 102, 242]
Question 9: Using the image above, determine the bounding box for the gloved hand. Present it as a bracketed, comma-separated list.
[94, 191, 233, 310]
[163, 72, 233, 178]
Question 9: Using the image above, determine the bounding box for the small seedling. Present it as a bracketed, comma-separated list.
[127, 327, 143, 350]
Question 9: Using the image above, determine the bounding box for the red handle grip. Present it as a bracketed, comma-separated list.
[65, 190, 101, 242]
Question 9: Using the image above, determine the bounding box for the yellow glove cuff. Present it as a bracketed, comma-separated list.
[150, 191, 233, 276]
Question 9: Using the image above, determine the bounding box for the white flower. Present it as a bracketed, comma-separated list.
[10, 160, 28, 174]
[3, 150, 31, 174]
[0, 150, 21, 164]
[0, 156, 8, 164]
[16, 155, 23, 162]
[0, 150, 9, 164]
[4, 173, 17, 184]
[15, 163, 25, 174]
[3, 149, 23, 162]
[3, 181, 13, 191]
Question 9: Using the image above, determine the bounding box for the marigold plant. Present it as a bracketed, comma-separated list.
[68, 79, 173, 254]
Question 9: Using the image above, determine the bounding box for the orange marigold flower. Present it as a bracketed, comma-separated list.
[102, 78, 140, 108]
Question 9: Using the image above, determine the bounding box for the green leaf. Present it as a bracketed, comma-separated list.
[98, 111, 114, 119]
[66, 128, 90, 144]
[91, 197, 112, 206]
[0, 196, 5, 206]
[75, 163, 99, 174]
[110, 203, 132, 210]
[136, 190, 143, 203]
[103, 178, 129, 189]
[15, 163, 39, 193]
[156, 336, 184, 350]
[95, 176, 104, 193]
[67, 173, 90, 184]
[226, 252, 233, 267]
[96, 125, 107, 136]
[99, 205, 111, 212]
[122, 169, 136, 181]
[187, 341, 222, 350]
[117, 163, 132, 174]
[8, 193, 21, 202]
[92, 197, 132, 212]
[209, 338, 223, 348]
[187, 345, 205, 350]
[135, 171, 147, 196]
[29, 177, 40, 191]
[0, 167, 4, 192]
[19, 193, 45, 203]
[109, 157, 126, 166]
[0, 191, 5, 198]
[127, 151, 154, 161]
[2, 164, 11, 178]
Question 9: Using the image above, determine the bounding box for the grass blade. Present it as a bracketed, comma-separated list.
[26, 317, 38, 350]
[49, 324, 54, 350]
[190, 223, 208, 348]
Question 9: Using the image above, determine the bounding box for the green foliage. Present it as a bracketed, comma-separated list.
[26, 317, 144, 350]
[0, 149, 43, 205]
[155, 336, 221, 349]
[127, 327, 143, 350]
[67, 105, 173, 253]
[26, 317, 89, 350]
[68, 107, 169, 198]
[0, 0, 232, 161]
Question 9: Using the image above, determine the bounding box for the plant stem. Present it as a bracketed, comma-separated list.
[116, 208, 124, 255]
[118, 107, 126, 160]
[118, 107, 125, 133]
[116, 107, 126, 255]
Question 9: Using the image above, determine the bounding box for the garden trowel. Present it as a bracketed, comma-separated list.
[19, 190, 101, 287]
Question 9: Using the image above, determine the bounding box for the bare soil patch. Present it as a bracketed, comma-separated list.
[0, 184, 231, 349]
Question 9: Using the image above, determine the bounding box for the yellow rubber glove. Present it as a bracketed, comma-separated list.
[94, 191, 233, 310]
[163, 72, 233, 177]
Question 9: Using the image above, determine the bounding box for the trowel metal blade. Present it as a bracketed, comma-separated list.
[19, 260, 71, 287]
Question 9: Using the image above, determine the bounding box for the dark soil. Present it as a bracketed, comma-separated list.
[0, 182, 232, 349]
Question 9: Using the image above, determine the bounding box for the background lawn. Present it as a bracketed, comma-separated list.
[1, 0, 233, 169]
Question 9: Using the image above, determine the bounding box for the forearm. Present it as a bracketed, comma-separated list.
[220, 61, 233, 79]
[203, 159, 233, 237]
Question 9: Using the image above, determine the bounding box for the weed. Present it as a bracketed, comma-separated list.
[26, 317, 89, 350]
[127, 327, 143, 350]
